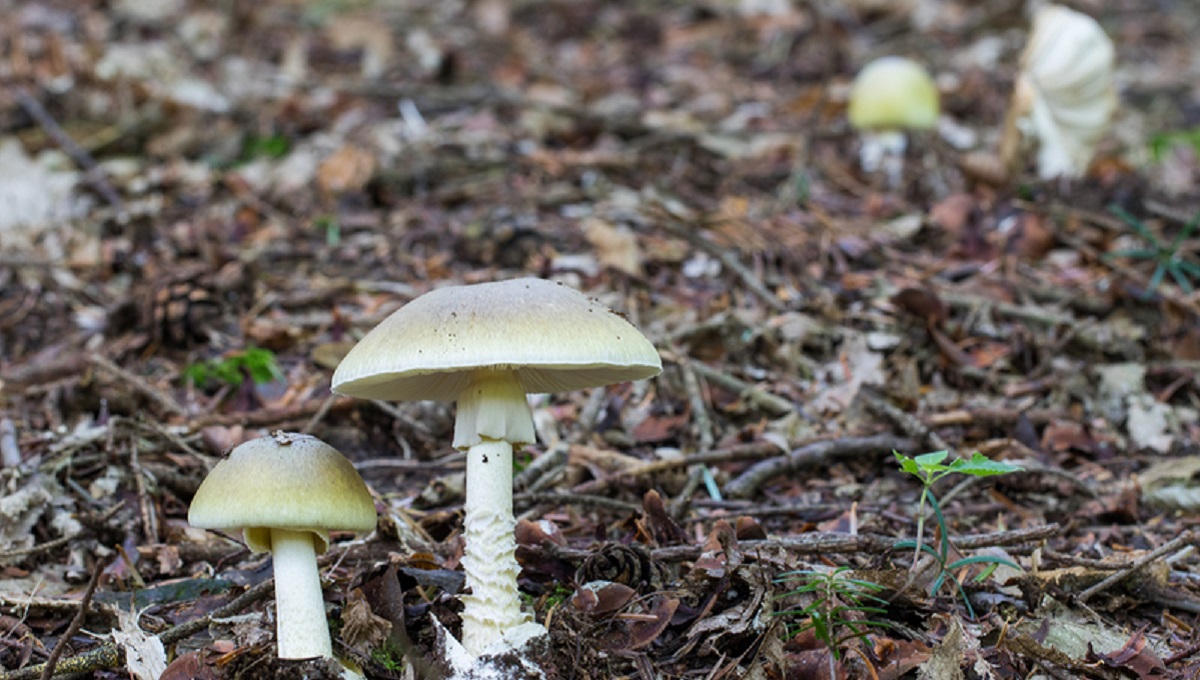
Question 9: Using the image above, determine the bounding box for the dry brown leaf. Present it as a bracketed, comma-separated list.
[317, 145, 376, 196]
[583, 217, 644, 277]
[342, 589, 391, 650]
[325, 16, 394, 79]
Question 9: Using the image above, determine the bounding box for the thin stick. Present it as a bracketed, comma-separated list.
[572, 441, 787, 495]
[0, 419, 20, 468]
[88, 354, 186, 418]
[680, 360, 714, 452]
[528, 523, 1061, 563]
[669, 353, 802, 418]
[1078, 531, 1197, 604]
[860, 387, 950, 453]
[656, 215, 789, 313]
[13, 88, 124, 214]
[0, 535, 76, 561]
[39, 560, 104, 680]
[725, 434, 917, 499]
[301, 393, 338, 434]
[128, 437, 158, 543]
[513, 491, 639, 513]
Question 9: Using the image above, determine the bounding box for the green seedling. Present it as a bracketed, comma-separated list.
[242, 134, 291, 161]
[183, 347, 284, 391]
[893, 450, 1022, 617]
[1107, 205, 1200, 297]
[370, 641, 407, 672]
[774, 567, 892, 677]
[539, 583, 575, 611]
[1149, 127, 1200, 163]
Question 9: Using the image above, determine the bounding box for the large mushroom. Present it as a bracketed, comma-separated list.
[331, 278, 662, 657]
[188, 431, 377, 660]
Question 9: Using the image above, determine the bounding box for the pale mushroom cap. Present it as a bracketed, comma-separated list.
[847, 56, 940, 131]
[331, 278, 663, 401]
[188, 432, 376, 552]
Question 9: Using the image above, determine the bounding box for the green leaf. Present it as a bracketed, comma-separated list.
[893, 451, 921, 476]
[914, 450, 950, 468]
[893, 540, 945, 563]
[182, 363, 214, 389]
[239, 347, 283, 384]
[947, 452, 1023, 477]
[244, 134, 291, 160]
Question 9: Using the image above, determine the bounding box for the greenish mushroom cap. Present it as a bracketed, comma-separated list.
[847, 56, 940, 131]
[188, 432, 376, 553]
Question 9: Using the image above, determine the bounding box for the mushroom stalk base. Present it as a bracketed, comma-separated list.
[859, 129, 907, 187]
[460, 437, 532, 656]
[270, 528, 333, 659]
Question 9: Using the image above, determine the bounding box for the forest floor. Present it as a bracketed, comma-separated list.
[3, 0, 1200, 678]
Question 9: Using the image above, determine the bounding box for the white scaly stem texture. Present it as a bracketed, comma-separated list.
[460, 437, 529, 656]
[269, 528, 333, 659]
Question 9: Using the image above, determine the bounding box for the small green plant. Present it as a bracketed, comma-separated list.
[183, 347, 283, 391]
[893, 450, 1022, 617]
[1107, 205, 1200, 297]
[242, 134, 291, 161]
[370, 641, 407, 672]
[540, 583, 575, 610]
[1149, 126, 1200, 162]
[774, 567, 891, 676]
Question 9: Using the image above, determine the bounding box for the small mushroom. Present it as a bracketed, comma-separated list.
[332, 278, 662, 658]
[188, 431, 377, 660]
[846, 56, 940, 186]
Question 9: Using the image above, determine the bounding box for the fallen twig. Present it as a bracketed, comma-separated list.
[0, 419, 20, 468]
[1078, 530, 1197, 604]
[0, 534, 77, 561]
[88, 354, 186, 418]
[526, 523, 1061, 563]
[39, 559, 103, 680]
[654, 210, 790, 313]
[725, 434, 917, 499]
[186, 397, 356, 431]
[860, 386, 950, 452]
[13, 88, 124, 215]
[676, 355, 804, 418]
[573, 441, 788, 495]
[301, 393, 338, 434]
[514, 491, 639, 514]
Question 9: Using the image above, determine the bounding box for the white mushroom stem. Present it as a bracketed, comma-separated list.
[460, 437, 529, 655]
[453, 370, 537, 449]
[859, 129, 907, 187]
[455, 370, 538, 656]
[268, 528, 333, 660]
